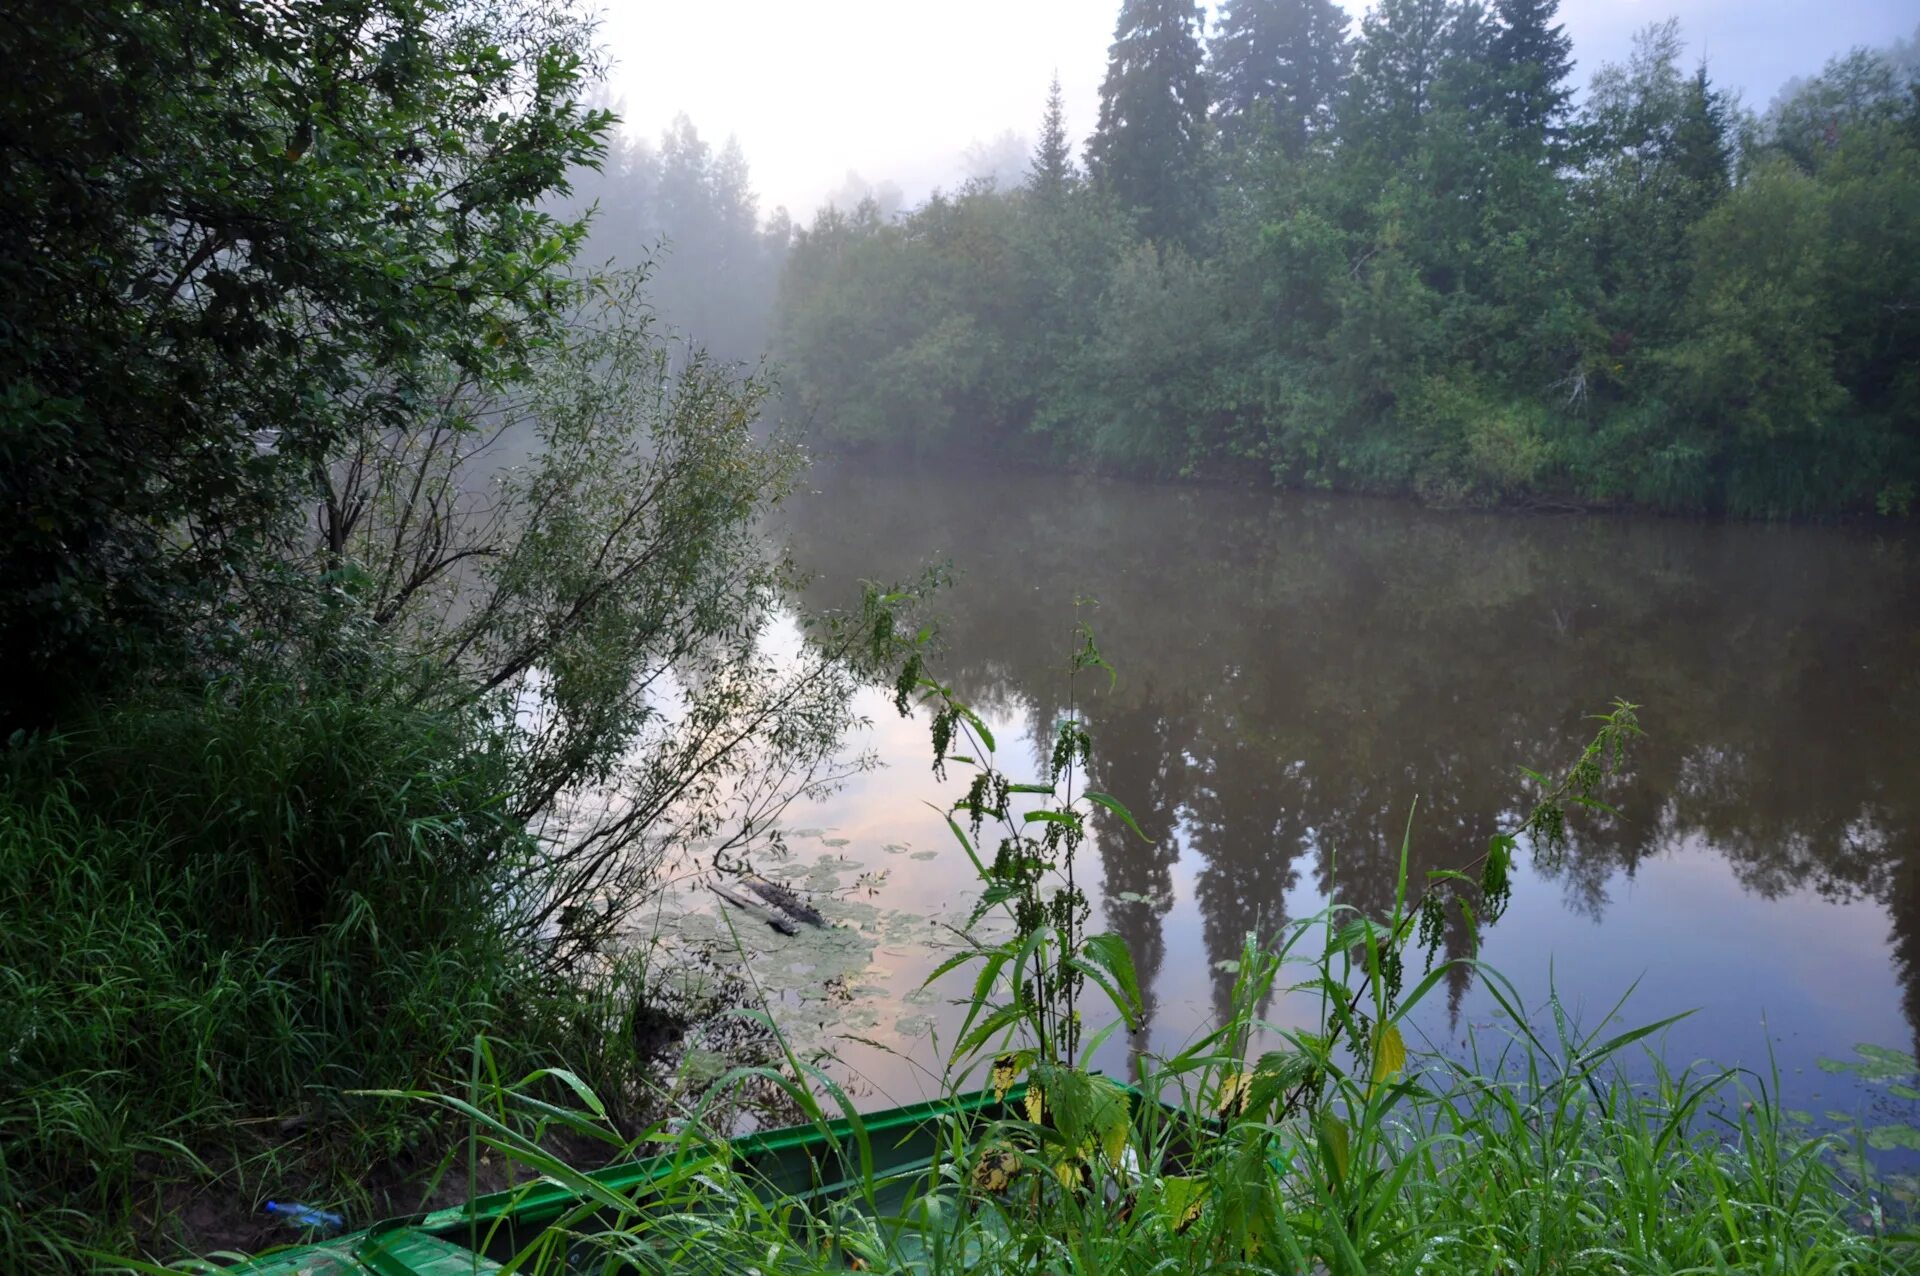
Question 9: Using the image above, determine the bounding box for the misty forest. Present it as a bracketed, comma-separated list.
[3, 0, 1920, 1272]
[771, 6, 1920, 518]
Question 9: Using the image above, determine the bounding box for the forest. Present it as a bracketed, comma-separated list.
[775, 4, 1920, 518]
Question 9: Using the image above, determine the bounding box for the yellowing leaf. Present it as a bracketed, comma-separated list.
[1024, 1085, 1045, 1124]
[970, 1144, 1020, 1193]
[1372, 1022, 1407, 1090]
[991, 1052, 1026, 1100]
[1217, 1070, 1252, 1117]
[1100, 1106, 1130, 1164]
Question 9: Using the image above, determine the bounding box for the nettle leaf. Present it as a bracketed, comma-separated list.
[1078, 932, 1143, 1022]
[1085, 791, 1149, 841]
[1160, 1176, 1207, 1232]
[1318, 1112, 1351, 1187]
[1371, 1022, 1407, 1090]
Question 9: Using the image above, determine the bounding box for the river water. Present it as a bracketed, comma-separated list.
[687, 455, 1920, 1139]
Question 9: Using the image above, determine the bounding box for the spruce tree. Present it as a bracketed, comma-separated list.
[1672, 64, 1733, 200]
[1088, 0, 1210, 243]
[1210, 0, 1351, 157]
[1490, 0, 1574, 144]
[1027, 73, 1078, 198]
[1344, 0, 1454, 162]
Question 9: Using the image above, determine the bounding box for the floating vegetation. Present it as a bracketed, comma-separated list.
[637, 823, 983, 1071]
[1819, 1044, 1920, 1082]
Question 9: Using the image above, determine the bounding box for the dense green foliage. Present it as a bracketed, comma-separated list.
[776, 9, 1920, 518]
[0, 0, 610, 727]
[0, 3, 875, 1265]
[0, 686, 540, 1261]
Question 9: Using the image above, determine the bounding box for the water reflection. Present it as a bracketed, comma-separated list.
[774, 457, 1920, 1061]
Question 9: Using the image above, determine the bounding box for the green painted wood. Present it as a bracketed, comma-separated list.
[228, 1230, 502, 1275]
[357, 1230, 504, 1275]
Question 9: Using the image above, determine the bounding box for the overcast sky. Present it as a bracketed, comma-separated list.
[597, 1, 1917, 221]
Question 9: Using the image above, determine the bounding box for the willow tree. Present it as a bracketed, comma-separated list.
[0, 0, 612, 728]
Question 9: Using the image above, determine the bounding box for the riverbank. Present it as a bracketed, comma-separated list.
[0, 670, 849, 1267]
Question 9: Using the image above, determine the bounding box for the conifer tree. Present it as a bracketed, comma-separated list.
[1490, 0, 1574, 144]
[1344, 0, 1454, 162]
[1088, 0, 1210, 243]
[1672, 63, 1733, 200]
[1209, 0, 1351, 157]
[1027, 73, 1078, 198]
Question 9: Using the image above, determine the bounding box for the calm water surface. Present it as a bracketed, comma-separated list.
[731, 457, 1920, 1128]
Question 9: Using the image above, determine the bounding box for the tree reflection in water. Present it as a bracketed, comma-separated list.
[777, 457, 1920, 1059]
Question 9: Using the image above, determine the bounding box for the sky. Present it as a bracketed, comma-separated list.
[596, 0, 1918, 221]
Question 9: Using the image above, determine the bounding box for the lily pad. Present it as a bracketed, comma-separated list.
[1816, 1044, 1918, 1081]
[909, 850, 939, 861]
[1868, 1124, 1920, 1151]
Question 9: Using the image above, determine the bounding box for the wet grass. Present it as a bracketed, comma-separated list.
[0, 684, 665, 1268]
[322, 941, 1915, 1275]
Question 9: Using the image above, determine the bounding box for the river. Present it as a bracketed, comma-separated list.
[670, 455, 1920, 1143]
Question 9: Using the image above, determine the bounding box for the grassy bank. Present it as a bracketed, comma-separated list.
[0, 683, 673, 1266]
[294, 942, 1912, 1274]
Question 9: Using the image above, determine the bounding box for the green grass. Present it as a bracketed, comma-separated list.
[0, 681, 662, 1268]
[326, 941, 1913, 1275]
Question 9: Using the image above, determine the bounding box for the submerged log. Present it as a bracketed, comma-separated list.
[710, 881, 801, 935]
[738, 872, 828, 927]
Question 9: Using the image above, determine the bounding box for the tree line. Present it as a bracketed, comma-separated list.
[775, 2, 1920, 518]
[555, 108, 790, 364]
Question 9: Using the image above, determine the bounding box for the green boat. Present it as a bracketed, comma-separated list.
[231, 1081, 1183, 1275]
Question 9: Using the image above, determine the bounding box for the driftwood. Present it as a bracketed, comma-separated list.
[738, 873, 828, 927]
[710, 881, 800, 935]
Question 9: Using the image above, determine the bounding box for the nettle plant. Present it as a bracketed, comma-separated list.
[870, 583, 1646, 1260]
